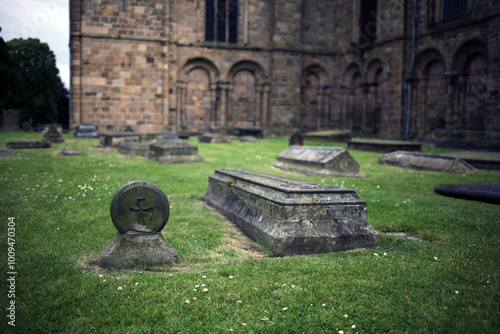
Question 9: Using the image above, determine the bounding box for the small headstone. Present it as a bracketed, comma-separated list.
[199, 133, 231, 143]
[239, 136, 258, 143]
[289, 131, 303, 146]
[434, 184, 500, 205]
[202, 169, 379, 256]
[148, 137, 203, 164]
[378, 151, 477, 173]
[0, 149, 14, 157]
[1, 109, 20, 132]
[117, 141, 149, 156]
[6, 141, 51, 149]
[74, 124, 99, 138]
[60, 149, 82, 156]
[100, 180, 178, 269]
[42, 124, 64, 144]
[272, 146, 362, 177]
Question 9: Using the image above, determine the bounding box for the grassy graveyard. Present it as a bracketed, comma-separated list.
[0, 132, 499, 333]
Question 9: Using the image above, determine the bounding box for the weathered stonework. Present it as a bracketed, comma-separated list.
[70, 0, 500, 146]
[272, 146, 362, 177]
[202, 169, 379, 256]
[147, 137, 203, 164]
[378, 151, 477, 173]
[100, 180, 178, 269]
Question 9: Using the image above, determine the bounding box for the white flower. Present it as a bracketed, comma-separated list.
[455, 290, 459, 294]
[194, 289, 197, 291]
[203, 288, 208, 292]
[135, 282, 139, 286]
[242, 323, 246, 326]
[322, 304, 326, 307]
[383, 252, 387, 256]
[202, 275, 206, 279]
[201, 284, 206, 287]
[351, 325, 356, 329]
[195, 285, 200, 288]
[374, 253, 379, 256]
[376, 185, 380, 189]
[185, 299, 190, 304]
[99, 274, 103, 278]
[339, 331, 344, 334]
[117, 287, 122, 290]
[344, 314, 348, 318]
[229, 275, 233, 279]
[193, 297, 197, 300]
[237, 300, 242, 303]
[103, 279, 106, 282]
[434, 257, 438, 260]
[282, 307, 288, 311]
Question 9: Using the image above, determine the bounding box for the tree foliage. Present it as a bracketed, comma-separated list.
[0, 37, 62, 126]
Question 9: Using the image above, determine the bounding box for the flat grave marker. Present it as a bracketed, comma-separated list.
[272, 146, 362, 177]
[378, 151, 477, 173]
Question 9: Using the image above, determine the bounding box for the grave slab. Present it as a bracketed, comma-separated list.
[434, 184, 500, 205]
[348, 139, 421, 153]
[272, 146, 362, 177]
[303, 130, 351, 142]
[148, 137, 203, 164]
[378, 151, 477, 173]
[100, 180, 178, 269]
[202, 169, 379, 256]
[198, 133, 231, 143]
[60, 149, 82, 156]
[0, 149, 14, 157]
[118, 141, 149, 156]
[7, 141, 51, 149]
[439, 151, 500, 170]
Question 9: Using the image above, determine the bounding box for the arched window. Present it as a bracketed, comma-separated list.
[206, 0, 238, 43]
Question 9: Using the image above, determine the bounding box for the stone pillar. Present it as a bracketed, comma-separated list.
[210, 82, 218, 128]
[176, 81, 187, 129]
[261, 84, 271, 127]
[218, 81, 231, 128]
[255, 85, 262, 127]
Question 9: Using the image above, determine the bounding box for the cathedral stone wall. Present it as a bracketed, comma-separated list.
[70, 0, 500, 146]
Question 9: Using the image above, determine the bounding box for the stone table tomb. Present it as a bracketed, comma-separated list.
[272, 146, 362, 177]
[147, 137, 203, 164]
[202, 169, 379, 256]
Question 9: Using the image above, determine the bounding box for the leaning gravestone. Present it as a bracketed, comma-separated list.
[378, 151, 476, 173]
[202, 169, 379, 256]
[272, 146, 362, 177]
[100, 180, 178, 269]
[148, 137, 203, 164]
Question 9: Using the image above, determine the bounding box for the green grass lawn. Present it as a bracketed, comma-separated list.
[0, 132, 499, 333]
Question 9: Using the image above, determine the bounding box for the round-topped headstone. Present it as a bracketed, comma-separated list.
[110, 180, 169, 234]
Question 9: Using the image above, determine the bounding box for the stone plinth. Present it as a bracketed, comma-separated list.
[303, 130, 352, 142]
[99, 132, 142, 147]
[272, 146, 362, 177]
[7, 141, 51, 149]
[202, 169, 379, 256]
[378, 151, 477, 173]
[118, 141, 149, 156]
[100, 180, 178, 269]
[348, 140, 421, 153]
[198, 133, 231, 143]
[148, 138, 203, 164]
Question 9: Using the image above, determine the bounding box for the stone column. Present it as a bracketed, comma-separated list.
[176, 81, 187, 129]
[261, 84, 271, 127]
[210, 82, 218, 128]
[218, 81, 231, 128]
[255, 85, 262, 127]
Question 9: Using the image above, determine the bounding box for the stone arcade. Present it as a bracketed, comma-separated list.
[202, 169, 379, 256]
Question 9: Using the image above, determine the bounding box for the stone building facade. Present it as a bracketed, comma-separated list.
[70, 0, 500, 146]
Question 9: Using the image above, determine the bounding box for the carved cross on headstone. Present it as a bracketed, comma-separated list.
[129, 198, 154, 225]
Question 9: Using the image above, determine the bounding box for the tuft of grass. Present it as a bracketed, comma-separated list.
[0, 132, 499, 333]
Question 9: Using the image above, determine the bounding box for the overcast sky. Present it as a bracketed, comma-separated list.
[0, 0, 70, 88]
